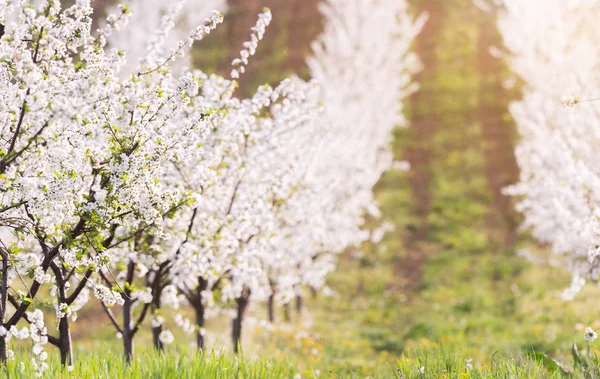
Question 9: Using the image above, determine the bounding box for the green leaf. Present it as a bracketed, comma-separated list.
[528, 351, 571, 376]
[573, 343, 582, 369]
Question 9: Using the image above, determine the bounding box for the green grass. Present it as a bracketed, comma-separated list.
[394, 346, 600, 378]
[7, 344, 600, 378]
[2, 349, 300, 378]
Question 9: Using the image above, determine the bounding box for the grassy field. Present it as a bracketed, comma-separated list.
[0, 349, 583, 378]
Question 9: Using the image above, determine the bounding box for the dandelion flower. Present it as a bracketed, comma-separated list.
[465, 358, 473, 371]
[584, 327, 597, 341]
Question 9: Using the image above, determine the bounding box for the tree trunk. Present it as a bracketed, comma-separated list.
[194, 301, 205, 350]
[50, 261, 73, 367]
[123, 332, 134, 364]
[0, 252, 8, 365]
[122, 297, 134, 364]
[193, 277, 208, 350]
[283, 303, 291, 323]
[267, 278, 275, 322]
[58, 316, 73, 367]
[0, 337, 7, 366]
[152, 324, 163, 351]
[295, 293, 303, 315]
[150, 290, 163, 351]
[232, 290, 250, 354]
[267, 293, 275, 322]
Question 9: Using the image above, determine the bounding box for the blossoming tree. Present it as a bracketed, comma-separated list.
[497, 0, 600, 299]
[0, 0, 226, 368]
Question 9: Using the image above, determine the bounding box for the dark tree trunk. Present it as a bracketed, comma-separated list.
[50, 261, 73, 367]
[58, 316, 73, 367]
[150, 283, 163, 351]
[267, 278, 275, 322]
[267, 293, 275, 323]
[0, 337, 6, 367]
[283, 303, 291, 323]
[194, 300, 206, 350]
[232, 289, 250, 354]
[152, 324, 163, 351]
[122, 260, 136, 364]
[123, 333, 134, 364]
[0, 252, 8, 365]
[193, 277, 208, 350]
[122, 297, 134, 364]
[295, 293, 303, 315]
[98, 260, 142, 365]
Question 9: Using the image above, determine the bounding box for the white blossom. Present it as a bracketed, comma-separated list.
[151, 316, 165, 328]
[158, 330, 175, 345]
[134, 289, 153, 304]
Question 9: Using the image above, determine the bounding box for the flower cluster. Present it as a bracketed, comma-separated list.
[231, 7, 271, 79]
[105, 0, 227, 76]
